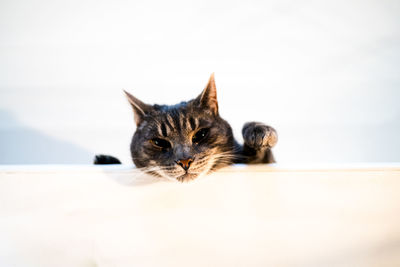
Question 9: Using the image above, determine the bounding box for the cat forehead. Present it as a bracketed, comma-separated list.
[152, 101, 212, 122]
[141, 106, 215, 137]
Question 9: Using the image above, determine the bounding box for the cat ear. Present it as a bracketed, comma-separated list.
[124, 90, 153, 126]
[196, 73, 219, 115]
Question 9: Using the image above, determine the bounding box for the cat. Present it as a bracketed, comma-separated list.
[95, 74, 277, 182]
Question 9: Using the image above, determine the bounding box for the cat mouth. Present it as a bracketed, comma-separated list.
[176, 172, 198, 182]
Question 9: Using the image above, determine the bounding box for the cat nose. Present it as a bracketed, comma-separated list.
[175, 158, 194, 171]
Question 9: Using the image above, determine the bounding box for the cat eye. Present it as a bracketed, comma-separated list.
[150, 138, 171, 149]
[192, 128, 210, 144]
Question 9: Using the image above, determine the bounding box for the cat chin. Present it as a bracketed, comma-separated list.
[153, 170, 200, 183]
[175, 173, 200, 183]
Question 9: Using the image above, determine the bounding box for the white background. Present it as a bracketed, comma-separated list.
[0, 0, 399, 164]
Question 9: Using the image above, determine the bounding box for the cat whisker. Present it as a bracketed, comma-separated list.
[136, 165, 177, 172]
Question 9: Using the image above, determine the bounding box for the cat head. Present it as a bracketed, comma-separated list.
[125, 74, 235, 182]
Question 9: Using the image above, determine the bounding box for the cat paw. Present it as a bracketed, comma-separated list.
[94, 154, 122, 165]
[242, 122, 277, 150]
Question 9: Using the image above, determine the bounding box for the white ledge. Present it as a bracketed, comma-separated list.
[1, 163, 400, 266]
[1, 162, 400, 173]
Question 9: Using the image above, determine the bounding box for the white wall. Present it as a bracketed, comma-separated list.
[0, 0, 399, 164]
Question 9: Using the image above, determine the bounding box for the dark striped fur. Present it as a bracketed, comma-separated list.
[95, 74, 277, 182]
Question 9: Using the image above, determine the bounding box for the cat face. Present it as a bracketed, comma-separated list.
[125, 74, 235, 182]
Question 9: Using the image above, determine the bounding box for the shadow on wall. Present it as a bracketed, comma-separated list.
[0, 110, 93, 164]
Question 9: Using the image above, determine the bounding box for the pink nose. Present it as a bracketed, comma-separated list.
[176, 158, 194, 171]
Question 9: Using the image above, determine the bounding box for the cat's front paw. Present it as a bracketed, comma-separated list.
[242, 122, 277, 150]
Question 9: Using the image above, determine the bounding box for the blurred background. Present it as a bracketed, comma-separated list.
[0, 0, 399, 164]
